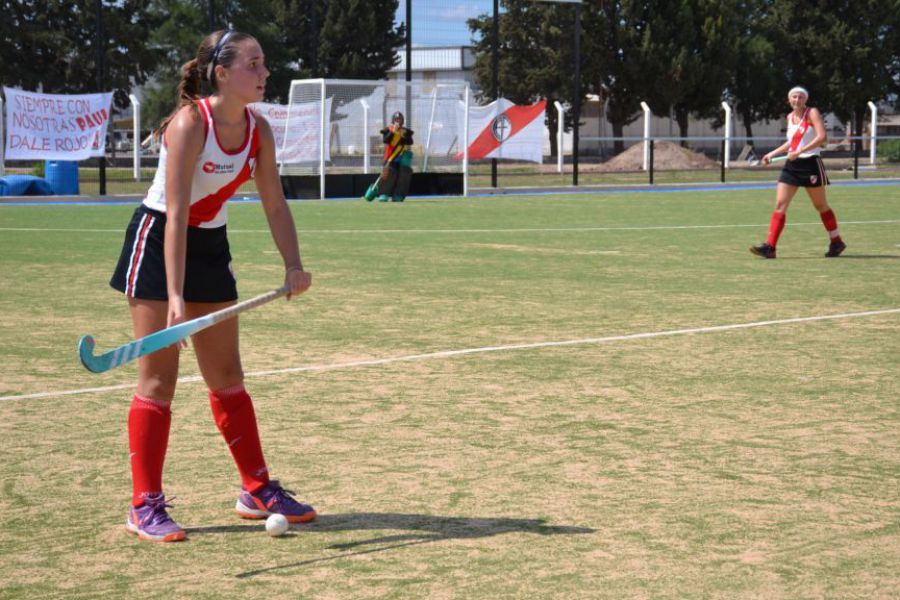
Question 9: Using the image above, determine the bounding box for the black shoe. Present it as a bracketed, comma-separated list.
[750, 243, 776, 259]
[825, 240, 846, 257]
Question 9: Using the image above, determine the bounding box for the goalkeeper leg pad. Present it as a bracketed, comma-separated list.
[379, 165, 399, 197]
[393, 165, 413, 201]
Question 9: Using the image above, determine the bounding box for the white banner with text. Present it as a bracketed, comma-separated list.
[3, 88, 114, 160]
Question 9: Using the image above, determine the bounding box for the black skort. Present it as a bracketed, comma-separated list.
[110, 205, 238, 302]
[778, 155, 830, 188]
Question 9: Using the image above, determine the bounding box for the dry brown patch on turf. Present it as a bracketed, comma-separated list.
[737, 549, 767, 564]
[0, 373, 57, 396]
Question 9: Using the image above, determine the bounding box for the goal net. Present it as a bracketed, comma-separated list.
[279, 78, 470, 195]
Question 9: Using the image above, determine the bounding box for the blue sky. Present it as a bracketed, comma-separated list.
[395, 0, 493, 47]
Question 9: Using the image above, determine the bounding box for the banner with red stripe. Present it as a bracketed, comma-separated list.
[458, 98, 546, 163]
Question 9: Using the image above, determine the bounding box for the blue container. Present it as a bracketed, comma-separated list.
[0, 175, 54, 196]
[44, 160, 80, 195]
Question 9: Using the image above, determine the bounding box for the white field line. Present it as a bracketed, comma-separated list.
[0, 219, 898, 235]
[2, 307, 898, 403]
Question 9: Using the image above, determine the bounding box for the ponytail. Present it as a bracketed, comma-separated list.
[153, 30, 255, 139]
[177, 59, 203, 106]
[155, 59, 203, 139]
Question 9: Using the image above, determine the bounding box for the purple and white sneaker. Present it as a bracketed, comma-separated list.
[126, 493, 186, 542]
[235, 480, 317, 524]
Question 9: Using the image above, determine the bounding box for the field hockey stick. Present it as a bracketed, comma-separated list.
[363, 155, 393, 200]
[363, 173, 383, 200]
[749, 155, 789, 166]
[77, 285, 290, 373]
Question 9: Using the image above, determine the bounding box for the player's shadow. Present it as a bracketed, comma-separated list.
[214, 512, 595, 578]
[836, 254, 900, 259]
[777, 254, 900, 260]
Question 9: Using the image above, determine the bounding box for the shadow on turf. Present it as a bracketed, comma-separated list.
[835, 254, 900, 259]
[776, 254, 900, 260]
[216, 513, 595, 578]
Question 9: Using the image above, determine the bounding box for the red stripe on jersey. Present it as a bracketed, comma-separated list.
[187, 126, 260, 227]
[466, 100, 547, 161]
[196, 99, 211, 141]
[788, 108, 810, 152]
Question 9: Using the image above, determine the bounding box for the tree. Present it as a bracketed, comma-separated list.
[0, 1, 163, 110]
[141, 0, 310, 129]
[642, 0, 742, 144]
[317, 0, 406, 79]
[771, 0, 900, 138]
[468, 0, 743, 156]
[140, 0, 406, 130]
[725, 1, 792, 143]
[468, 0, 587, 157]
[270, 0, 319, 85]
[584, 0, 659, 154]
[141, 0, 306, 129]
[139, 0, 207, 130]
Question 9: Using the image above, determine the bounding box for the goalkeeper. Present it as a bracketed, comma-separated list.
[376, 112, 414, 202]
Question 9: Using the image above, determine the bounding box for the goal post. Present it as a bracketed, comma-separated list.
[279, 78, 470, 199]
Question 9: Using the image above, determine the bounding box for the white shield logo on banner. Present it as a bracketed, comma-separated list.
[491, 114, 512, 142]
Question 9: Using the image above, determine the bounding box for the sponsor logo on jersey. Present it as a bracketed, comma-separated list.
[202, 161, 236, 175]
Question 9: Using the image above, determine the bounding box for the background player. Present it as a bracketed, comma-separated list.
[750, 86, 846, 259]
[376, 111, 415, 202]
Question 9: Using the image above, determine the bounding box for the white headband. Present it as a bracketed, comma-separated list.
[788, 86, 809, 98]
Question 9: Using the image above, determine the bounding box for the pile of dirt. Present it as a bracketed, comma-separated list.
[593, 140, 719, 172]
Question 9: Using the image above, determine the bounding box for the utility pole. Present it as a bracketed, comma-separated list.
[405, 0, 412, 123]
[572, 1, 580, 186]
[310, 0, 318, 74]
[96, 0, 106, 195]
[491, 0, 499, 188]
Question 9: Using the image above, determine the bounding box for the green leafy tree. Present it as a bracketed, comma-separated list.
[0, 0, 163, 110]
[584, 0, 659, 154]
[317, 0, 406, 79]
[141, 0, 300, 129]
[725, 1, 791, 143]
[643, 0, 742, 144]
[139, 0, 207, 131]
[770, 0, 900, 137]
[468, 0, 742, 155]
[468, 0, 587, 157]
[141, 0, 404, 130]
[270, 0, 319, 83]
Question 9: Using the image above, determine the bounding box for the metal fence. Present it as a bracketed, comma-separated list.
[2, 133, 899, 197]
[467, 134, 900, 190]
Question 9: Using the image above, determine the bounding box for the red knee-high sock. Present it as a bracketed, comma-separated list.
[128, 394, 172, 506]
[767, 210, 787, 247]
[209, 384, 270, 493]
[819, 209, 842, 242]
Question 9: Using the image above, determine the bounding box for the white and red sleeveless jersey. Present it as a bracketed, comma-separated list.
[786, 108, 821, 158]
[143, 97, 260, 228]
